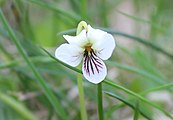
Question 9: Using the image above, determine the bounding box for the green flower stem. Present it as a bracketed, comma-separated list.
[76, 21, 88, 120]
[44, 45, 88, 120]
[0, 9, 68, 120]
[97, 82, 104, 120]
[77, 66, 88, 120]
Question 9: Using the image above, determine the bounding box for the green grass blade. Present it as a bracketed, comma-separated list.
[57, 28, 173, 60]
[42, 49, 173, 119]
[133, 100, 139, 120]
[0, 92, 37, 120]
[27, 0, 81, 21]
[116, 10, 170, 35]
[0, 9, 68, 120]
[42, 48, 82, 74]
[141, 83, 173, 95]
[103, 80, 173, 119]
[106, 30, 173, 60]
[106, 61, 167, 85]
[0, 61, 18, 69]
[105, 92, 152, 120]
[80, 0, 87, 19]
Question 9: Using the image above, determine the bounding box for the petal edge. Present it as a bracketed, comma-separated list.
[55, 43, 83, 67]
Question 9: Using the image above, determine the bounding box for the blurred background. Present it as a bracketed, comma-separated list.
[0, 0, 173, 120]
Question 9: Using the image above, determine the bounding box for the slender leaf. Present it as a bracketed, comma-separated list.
[26, 0, 81, 21]
[103, 80, 173, 119]
[0, 9, 68, 120]
[106, 61, 167, 85]
[57, 28, 173, 60]
[42, 49, 173, 119]
[105, 91, 152, 120]
[0, 92, 37, 120]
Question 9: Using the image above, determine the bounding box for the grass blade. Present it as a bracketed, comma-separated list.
[104, 29, 173, 60]
[0, 9, 68, 120]
[116, 10, 170, 35]
[80, 0, 87, 19]
[27, 0, 81, 22]
[141, 83, 173, 95]
[106, 61, 167, 85]
[57, 28, 173, 60]
[103, 80, 173, 119]
[105, 92, 152, 120]
[42, 49, 173, 119]
[0, 92, 37, 120]
[133, 100, 139, 120]
[42, 48, 82, 74]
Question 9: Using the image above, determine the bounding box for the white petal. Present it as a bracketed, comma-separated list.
[87, 25, 106, 44]
[63, 30, 88, 47]
[94, 34, 115, 60]
[87, 25, 116, 60]
[55, 43, 84, 67]
[82, 52, 107, 84]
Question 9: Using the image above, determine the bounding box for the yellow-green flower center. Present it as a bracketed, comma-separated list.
[85, 45, 92, 56]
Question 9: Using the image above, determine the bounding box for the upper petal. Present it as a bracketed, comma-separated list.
[82, 51, 107, 84]
[63, 29, 88, 47]
[87, 25, 116, 60]
[55, 43, 84, 67]
[94, 34, 115, 60]
[87, 25, 106, 44]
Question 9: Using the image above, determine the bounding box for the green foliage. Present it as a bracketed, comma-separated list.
[0, 0, 173, 119]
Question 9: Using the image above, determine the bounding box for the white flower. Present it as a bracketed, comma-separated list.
[55, 24, 116, 84]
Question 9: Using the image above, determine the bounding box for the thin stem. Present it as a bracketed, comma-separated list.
[97, 82, 104, 120]
[76, 20, 88, 120]
[133, 100, 139, 120]
[77, 66, 88, 120]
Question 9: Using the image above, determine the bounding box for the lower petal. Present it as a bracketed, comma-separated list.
[55, 43, 83, 67]
[82, 52, 107, 84]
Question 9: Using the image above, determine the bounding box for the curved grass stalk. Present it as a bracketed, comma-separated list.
[105, 92, 152, 120]
[103, 80, 173, 119]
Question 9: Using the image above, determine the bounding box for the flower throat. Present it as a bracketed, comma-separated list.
[83, 45, 103, 76]
[85, 46, 92, 56]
